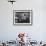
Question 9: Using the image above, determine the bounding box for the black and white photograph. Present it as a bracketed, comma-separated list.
[13, 10, 32, 25]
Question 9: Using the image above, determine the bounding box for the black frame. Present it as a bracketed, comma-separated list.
[13, 10, 33, 26]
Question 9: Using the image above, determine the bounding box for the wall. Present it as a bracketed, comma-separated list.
[0, 0, 46, 42]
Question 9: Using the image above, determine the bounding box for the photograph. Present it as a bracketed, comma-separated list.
[13, 10, 32, 25]
[0, 0, 46, 46]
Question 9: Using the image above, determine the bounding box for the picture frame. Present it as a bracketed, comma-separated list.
[13, 10, 33, 26]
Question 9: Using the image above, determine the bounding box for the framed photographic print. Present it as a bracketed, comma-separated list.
[13, 10, 32, 25]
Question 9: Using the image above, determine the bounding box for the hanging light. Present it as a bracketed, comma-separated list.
[8, 0, 16, 4]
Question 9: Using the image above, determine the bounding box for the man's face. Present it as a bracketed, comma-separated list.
[21, 13, 29, 20]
